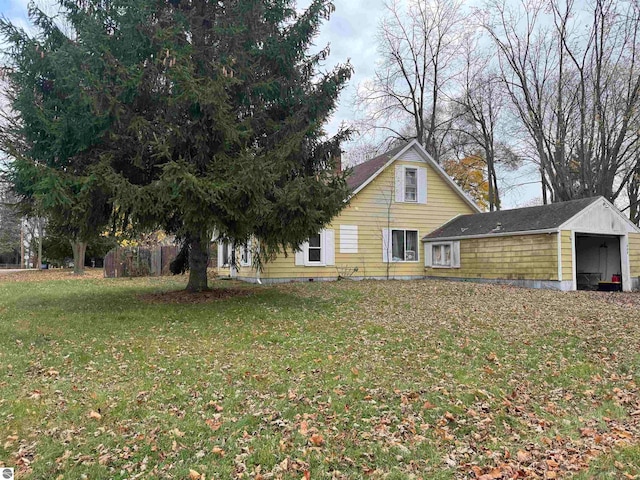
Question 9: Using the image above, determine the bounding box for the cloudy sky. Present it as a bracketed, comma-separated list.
[0, 0, 540, 207]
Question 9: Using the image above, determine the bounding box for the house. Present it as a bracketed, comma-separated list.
[423, 197, 640, 291]
[217, 140, 640, 291]
[217, 139, 480, 282]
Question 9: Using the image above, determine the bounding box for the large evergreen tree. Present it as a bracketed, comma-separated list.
[0, 1, 153, 273]
[99, 0, 353, 291]
[2, 0, 351, 288]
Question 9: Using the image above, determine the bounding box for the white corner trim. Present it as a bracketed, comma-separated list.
[571, 230, 577, 291]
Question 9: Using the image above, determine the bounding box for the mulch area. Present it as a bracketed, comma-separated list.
[138, 287, 254, 304]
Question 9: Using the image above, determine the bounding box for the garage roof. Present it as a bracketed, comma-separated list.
[423, 197, 601, 240]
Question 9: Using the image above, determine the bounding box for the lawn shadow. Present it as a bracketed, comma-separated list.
[0, 278, 342, 335]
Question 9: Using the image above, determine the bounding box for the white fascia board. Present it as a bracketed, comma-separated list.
[421, 228, 558, 243]
[558, 196, 640, 233]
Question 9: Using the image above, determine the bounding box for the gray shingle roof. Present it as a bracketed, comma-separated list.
[423, 197, 601, 240]
[346, 143, 408, 192]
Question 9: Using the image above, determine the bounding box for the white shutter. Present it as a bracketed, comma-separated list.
[324, 229, 335, 266]
[217, 242, 224, 268]
[395, 165, 404, 203]
[425, 242, 433, 267]
[417, 167, 427, 204]
[382, 228, 391, 263]
[295, 245, 305, 266]
[339, 225, 358, 253]
[452, 241, 460, 268]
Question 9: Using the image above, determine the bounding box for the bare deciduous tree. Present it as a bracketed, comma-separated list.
[355, 0, 467, 163]
[484, 0, 640, 207]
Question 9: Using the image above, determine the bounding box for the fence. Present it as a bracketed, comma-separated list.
[104, 246, 179, 278]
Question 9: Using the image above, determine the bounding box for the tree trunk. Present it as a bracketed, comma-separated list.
[186, 234, 210, 292]
[37, 218, 43, 269]
[71, 240, 87, 275]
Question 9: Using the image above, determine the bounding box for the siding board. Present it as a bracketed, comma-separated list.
[630, 233, 640, 278]
[425, 233, 559, 281]
[561, 230, 573, 281]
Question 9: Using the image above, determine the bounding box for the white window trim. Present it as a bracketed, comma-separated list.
[404, 167, 418, 203]
[391, 229, 420, 263]
[304, 232, 325, 266]
[431, 242, 454, 268]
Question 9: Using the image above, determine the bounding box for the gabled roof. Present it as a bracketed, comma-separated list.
[423, 197, 601, 240]
[346, 140, 481, 212]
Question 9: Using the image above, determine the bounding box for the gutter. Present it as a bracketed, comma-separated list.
[422, 228, 559, 243]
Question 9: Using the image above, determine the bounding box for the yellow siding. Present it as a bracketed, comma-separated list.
[561, 230, 573, 281]
[630, 233, 640, 278]
[426, 233, 559, 281]
[261, 156, 477, 280]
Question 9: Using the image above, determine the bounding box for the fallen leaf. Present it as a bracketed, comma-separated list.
[299, 421, 309, 436]
[205, 419, 221, 431]
[212, 446, 225, 456]
[309, 433, 324, 446]
[189, 469, 201, 479]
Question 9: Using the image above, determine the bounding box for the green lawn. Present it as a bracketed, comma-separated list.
[0, 271, 639, 479]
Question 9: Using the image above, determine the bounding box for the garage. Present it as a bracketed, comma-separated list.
[575, 234, 622, 290]
[423, 196, 640, 291]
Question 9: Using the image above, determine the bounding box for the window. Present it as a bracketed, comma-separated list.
[295, 229, 335, 267]
[432, 243, 451, 267]
[307, 233, 322, 263]
[404, 168, 417, 202]
[395, 165, 426, 204]
[240, 241, 251, 267]
[391, 229, 418, 262]
[220, 241, 230, 267]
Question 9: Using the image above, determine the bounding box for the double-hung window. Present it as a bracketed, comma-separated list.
[432, 243, 452, 267]
[220, 241, 230, 267]
[307, 233, 322, 263]
[295, 230, 335, 267]
[391, 229, 418, 262]
[404, 168, 417, 202]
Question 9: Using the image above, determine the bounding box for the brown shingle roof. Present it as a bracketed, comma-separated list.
[346, 143, 408, 192]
